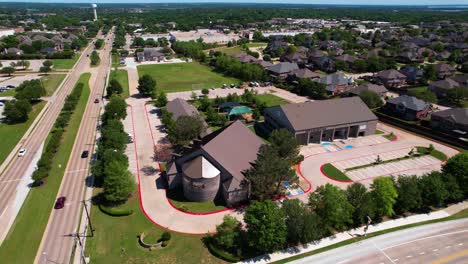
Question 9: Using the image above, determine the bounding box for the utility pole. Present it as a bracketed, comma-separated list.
[82, 200, 94, 237]
[75, 233, 88, 264]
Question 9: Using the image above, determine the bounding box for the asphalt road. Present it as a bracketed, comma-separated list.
[0, 38, 97, 242]
[35, 30, 114, 264]
[290, 218, 468, 264]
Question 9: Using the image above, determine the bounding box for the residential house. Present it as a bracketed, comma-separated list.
[40, 47, 56, 55]
[434, 63, 456, 79]
[349, 84, 388, 98]
[430, 108, 468, 137]
[428, 78, 464, 98]
[263, 97, 378, 144]
[314, 71, 354, 95]
[254, 60, 273, 69]
[166, 98, 211, 137]
[266, 62, 299, 79]
[335, 54, 357, 64]
[280, 52, 308, 66]
[310, 56, 335, 72]
[436, 51, 451, 61]
[375, 69, 407, 88]
[5, 47, 23, 55]
[384, 95, 432, 121]
[395, 51, 423, 64]
[232, 52, 258, 63]
[287, 68, 322, 83]
[399, 66, 424, 84]
[165, 121, 263, 206]
[264, 40, 289, 56]
[137, 48, 165, 62]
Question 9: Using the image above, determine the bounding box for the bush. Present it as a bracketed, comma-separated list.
[202, 88, 209, 95]
[206, 242, 241, 263]
[161, 240, 169, 247]
[161, 231, 171, 241]
[98, 204, 133, 216]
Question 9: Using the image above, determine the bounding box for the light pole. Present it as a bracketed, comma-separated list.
[82, 200, 94, 237]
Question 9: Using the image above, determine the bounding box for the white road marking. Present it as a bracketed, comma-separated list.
[371, 241, 396, 264]
[445, 246, 451, 249]
[420, 252, 425, 255]
[382, 230, 468, 250]
[0, 178, 22, 183]
[459, 243, 464, 246]
[65, 168, 89, 174]
[406, 255, 412, 258]
[393, 259, 399, 262]
[433, 249, 439, 252]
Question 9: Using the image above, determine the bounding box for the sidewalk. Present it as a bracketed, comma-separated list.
[241, 201, 468, 264]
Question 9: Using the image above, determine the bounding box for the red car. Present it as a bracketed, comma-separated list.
[54, 196, 66, 209]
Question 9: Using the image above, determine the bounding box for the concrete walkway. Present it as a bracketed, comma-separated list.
[241, 201, 468, 264]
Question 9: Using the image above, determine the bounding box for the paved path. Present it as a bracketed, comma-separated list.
[300, 123, 460, 190]
[34, 30, 113, 264]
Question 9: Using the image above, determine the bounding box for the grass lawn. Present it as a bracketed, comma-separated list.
[216, 42, 267, 55]
[110, 69, 129, 98]
[416, 146, 447, 161]
[85, 191, 224, 264]
[0, 88, 16, 96]
[41, 74, 66, 96]
[0, 73, 90, 263]
[272, 208, 468, 264]
[111, 54, 123, 68]
[52, 54, 79, 70]
[138, 62, 240, 93]
[0, 101, 46, 165]
[375, 130, 384, 135]
[167, 188, 227, 213]
[383, 133, 396, 141]
[322, 163, 352, 182]
[254, 94, 288, 107]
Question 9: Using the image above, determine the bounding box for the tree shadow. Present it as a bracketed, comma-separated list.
[141, 165, 158, 176]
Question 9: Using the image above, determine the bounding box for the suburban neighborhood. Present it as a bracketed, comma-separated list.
[0, 2, 466, 264]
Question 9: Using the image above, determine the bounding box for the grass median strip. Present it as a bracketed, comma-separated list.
[272, 208, 468, 264]
[322, 163, 351, 182]
[41, 74, 66, 96]
[0, 73, 90, 263]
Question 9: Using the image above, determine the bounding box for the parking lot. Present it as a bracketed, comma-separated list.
[0, 74, 41, 88]
[0, 60, 46, 72]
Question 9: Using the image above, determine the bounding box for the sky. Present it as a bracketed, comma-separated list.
[4, 0, 468, 6]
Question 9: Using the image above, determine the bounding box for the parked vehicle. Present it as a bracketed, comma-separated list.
[6, 85, 15, 89]
[54, 196, 66, 209]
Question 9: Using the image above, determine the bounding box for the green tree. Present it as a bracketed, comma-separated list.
[442, 153, 468, 197]
[43, 60, 53, 68]
[297, 78, 327, 99]
[244, 145, 296, 200]
[39, 66, 52, 74]
[90, 50, 100, 66]
[137, 74, 157, 97]
[423, 64, 437, 81]
[103, 95, 127, 121]
[1, 66, 16, 76]
[407, 89, 437, 103]
[419, 171, 449, 207]
[245, 200, 287, 253]
[445, 87, 468, 107]
[3, 99, 32, 123]
[15, 79, 46, 102]
[370, 177, 398, 217]
[394, 175, 423, 213]
[359, 90, 383, 109]
[212, 216, 242, 252]
[281, 199, 323, 245]
[346, 183, 376, 226]
[106, 79, 123, 97]
[269, 128, 304, 165]
[309, 183, 354, 231]
[103, 161, 136, 204]
[155, 91, 168, 107]
[167, 115, 204, 146]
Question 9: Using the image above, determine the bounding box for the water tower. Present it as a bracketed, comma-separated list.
[91, 4, 98, 21]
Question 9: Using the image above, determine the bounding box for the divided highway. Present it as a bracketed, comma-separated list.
[0, 38, 97, 243]
[35, 30, 114, 264]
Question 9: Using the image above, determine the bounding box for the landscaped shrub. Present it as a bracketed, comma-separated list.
[161, 231, 171, 242]
[206, 242, 241, 263]
[161, 240, 169, 247]
[98, 204, 133, 216]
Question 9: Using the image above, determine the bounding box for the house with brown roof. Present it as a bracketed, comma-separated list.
[165, 121, 263, 206]
[430, 108, 468, 137]
[287, 68, 321, 83]
[375, 69, 407, 88]
[232, 52, 258, 63]
[280, 52, 308, 66]
[349, 84, 388, 98]
[384, 95, 432, 121]
[266, 62, 299, 79]
[166, 98, 211, 137]
[429, 78, 463, 98]
[264, 97, 378, 144]
[434, 63, 456, 79]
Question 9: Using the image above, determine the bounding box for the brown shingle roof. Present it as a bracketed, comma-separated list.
[266, 97, 377, 132]
[432, 108, 468, 126]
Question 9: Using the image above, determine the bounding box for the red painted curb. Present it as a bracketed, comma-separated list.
[290, 162, 312, 196]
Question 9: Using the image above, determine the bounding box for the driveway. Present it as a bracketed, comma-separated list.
[0, 74, 41, 87]
[299, 123, 460, 189]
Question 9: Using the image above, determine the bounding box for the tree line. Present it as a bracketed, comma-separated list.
[208, 152, 468, 261]
[32, 82, 84, 185]
[92, 95, 135, 205]
[211, 54, 267, 82]
[3, 79, 47, 124]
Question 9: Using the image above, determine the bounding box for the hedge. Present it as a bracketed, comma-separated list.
[206, 242, 241, 263]
[98, 204, 133, 217]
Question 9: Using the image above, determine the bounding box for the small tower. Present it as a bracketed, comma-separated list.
[91, 4, 98, 21]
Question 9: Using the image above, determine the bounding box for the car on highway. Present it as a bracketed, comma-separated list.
[81, 150, 89, 158]
[54, 196, 66, 209]
[18, 148, 26, 157]
[94, 98, 99, 103]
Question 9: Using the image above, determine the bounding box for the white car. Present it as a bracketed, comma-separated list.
[18, 148, 26, 157]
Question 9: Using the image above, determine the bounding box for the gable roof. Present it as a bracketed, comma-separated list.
[315, 71, 352, 92]
[182, 156, 220, 179]
[201, 121, 263, 191]
[376, 69, 406, 80]
[289, 68, 322, 79]
[434, 63, 456, 73]
[266, 62, 299, 74]
[387, 95, 430, 111]
[265, 97, 377, 131]
[232, 52, 258, 63]
[431, 108, 468, 126]
[351, 84, 388, 95]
